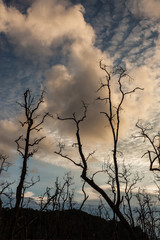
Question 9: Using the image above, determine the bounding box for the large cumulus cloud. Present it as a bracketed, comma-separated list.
[0, 0, 95, 58]
[0, 0, 158, 170]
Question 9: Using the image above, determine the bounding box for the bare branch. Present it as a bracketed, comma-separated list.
[136, 120, 160, 171]
[31, 112, 52, 131]
[86, 150, 96, 162]
[79, 180, 89, 210]
[55, 143, 83, 168]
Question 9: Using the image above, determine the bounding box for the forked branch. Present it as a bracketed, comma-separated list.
[136, 120, 160, 171]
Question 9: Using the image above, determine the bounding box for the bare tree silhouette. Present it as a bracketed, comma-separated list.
[0, 154, 14, 207]
[136, 120, 160, 172]
[13, 89, 51, 238]
[55, 62, 143, 240]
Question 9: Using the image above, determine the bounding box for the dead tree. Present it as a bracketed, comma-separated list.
[135, 189, 160, 240]
[11, 89, 51, 239]
[136, 121, 160, 172]
[38, 173, 75, 211]
[0, 154, 14, 207]
[120, 162, 143, 227]
[102, 160, 143, 225]
[20, 176, 40, 208]
[14, 89, 50, 214]
[0, 154, 14, 237]
[55, 62, 143, 240]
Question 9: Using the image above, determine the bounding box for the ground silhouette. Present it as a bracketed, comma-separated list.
[0, 208, 148, 240]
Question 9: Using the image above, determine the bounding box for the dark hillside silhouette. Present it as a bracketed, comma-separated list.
[0, 208, 148, 240]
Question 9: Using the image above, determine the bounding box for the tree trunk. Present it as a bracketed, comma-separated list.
[81, 173, 136, 240]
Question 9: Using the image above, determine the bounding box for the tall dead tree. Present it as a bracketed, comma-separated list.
[55, 62, 143, 239]
[14, 89, 50, 213]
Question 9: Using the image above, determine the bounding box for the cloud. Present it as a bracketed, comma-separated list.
[126, 0, 160, 19]
[24, 191, 35, 198]
[1, 0, 149, 146]
[0, 0, 95, 59]
[0, 119, 19, 158]
[45, 56, 157, 148]
[125, 0, 160, 52]
[23, 191, 41, 205]
[0, 0, 159, 174]
[0, 0, 100, 121]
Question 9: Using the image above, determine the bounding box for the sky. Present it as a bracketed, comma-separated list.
[0, 0, 160, 207]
